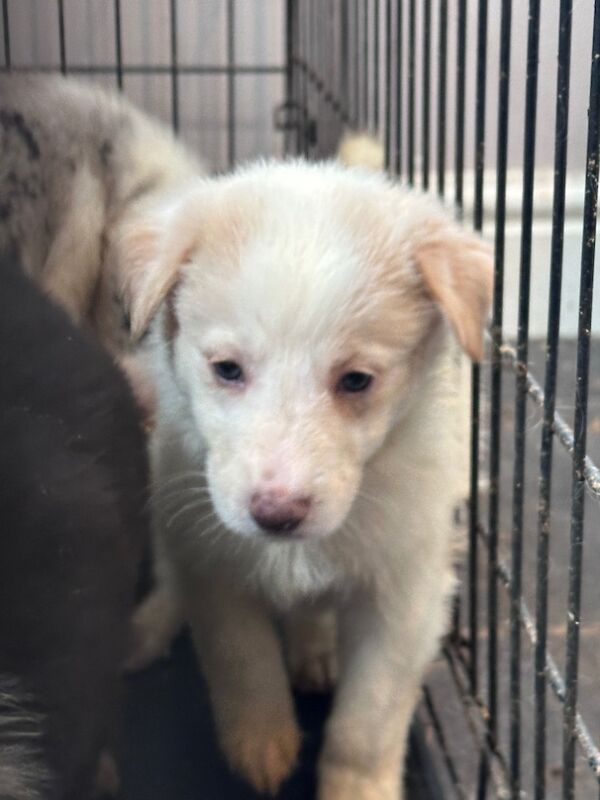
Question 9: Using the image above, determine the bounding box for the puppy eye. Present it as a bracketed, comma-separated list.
[338, 371, 373, 393]
[212, 360, 244, 383]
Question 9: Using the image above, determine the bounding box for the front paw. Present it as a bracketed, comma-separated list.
[220, 718, 301, 795]
[319, 762, 401, 800]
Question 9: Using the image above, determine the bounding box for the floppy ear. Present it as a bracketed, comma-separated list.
[113, 190, 251, 342]
[114, 210, 197, 342]
[414, 229, 493, 361]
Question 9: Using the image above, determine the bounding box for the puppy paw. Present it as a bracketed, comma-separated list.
[221, 719, 301, 795]
[318, 763, 400, 800]
[124, 588, 182, 672]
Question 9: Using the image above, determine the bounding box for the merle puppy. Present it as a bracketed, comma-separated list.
[0, 253, 147, 800]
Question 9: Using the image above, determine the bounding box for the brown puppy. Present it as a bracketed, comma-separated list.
[0, 253, 148, 799]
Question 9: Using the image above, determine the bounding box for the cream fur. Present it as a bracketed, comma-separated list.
[128, 160, 493, 799]
[337, 131, 385, 171]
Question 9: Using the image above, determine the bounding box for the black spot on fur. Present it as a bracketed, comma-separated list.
[0, 202, 10, 221]
[0, 110, 40, 160]
[4, 169, 41, 201]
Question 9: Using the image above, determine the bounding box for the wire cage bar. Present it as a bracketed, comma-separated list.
[1, 2, 599, 798]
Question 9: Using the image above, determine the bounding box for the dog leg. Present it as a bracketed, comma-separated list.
[284, 605, 338, 694]
[124, 583, 183, 672]
[40, 165, 105, 323]
[318, 593, 436, 800]
[187, 582, 300, 796]
[93, 750, 120, 798]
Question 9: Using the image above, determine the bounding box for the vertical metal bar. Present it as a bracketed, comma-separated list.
[300, 3, 310, 156]
[354, 0, 360, 127]
[384, 0, 392, 169]
[421, 0, 431, 190]
[510, 3, 541, 798]
[373, 0, 380, 131]
[473, 0, 488, 233]
[488, 0, 512, 753]
[114, 0, 123, 90]
[169, 0, 179, 132]
[310, 0, 318, 153]
[362, 0, 369, 128]
[470, 13, 488, 718]
[2, 0, 10, 69]
[328, 0, 337, 141]
[314, 0, 323, 153]
[341, 0, 350, 124]
[470, 0, 487, 720]
[535, 3, 573, 798]
[227, 0, 235, 167]
[327, 0, 336, 146]
[340, 0, 350, 131]
[314, 0, 323, 154]
[454, 0, 466, 214]
[285, 0, 297, 155]
[469, 361, 481, 697]
[394, 0, 402, 177]
[299, 0, 308, 156]
[313, 0, 327, 147]
[57, 0, 66, 75]
[407, 0, 415, 185]
[311, 0, 318, 148]
[436, 0, 447, 198]
[562, 2, 600, 795]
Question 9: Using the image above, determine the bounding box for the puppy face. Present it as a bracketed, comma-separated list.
[125, 163, 492, 540]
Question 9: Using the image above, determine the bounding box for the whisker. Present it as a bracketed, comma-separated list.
[154, 486, 211, 504]
[165, 498, 212, 529]
[193, 509, 221, 529]
[197, 517, 223, 538]
[147, 468, 207, 492]
[146, 486, 210, 513]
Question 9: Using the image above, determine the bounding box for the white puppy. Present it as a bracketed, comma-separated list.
[128, 160, 493, 799]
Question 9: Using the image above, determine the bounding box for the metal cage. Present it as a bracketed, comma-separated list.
[2, 2, 599, 798]
[281, 2, 599, 798]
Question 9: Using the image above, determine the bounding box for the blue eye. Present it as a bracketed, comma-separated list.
[213, 360, 244, 383]
[338, 371, 373, 393]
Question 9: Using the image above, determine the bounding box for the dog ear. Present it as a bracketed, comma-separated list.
[115, 209, 197, 342]
[114, 190, 248, 342]
[115, 222, 170, 341]
[414, 229, 493, 362]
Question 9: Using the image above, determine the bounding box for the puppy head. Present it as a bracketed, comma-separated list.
[123, 162, 492, 540]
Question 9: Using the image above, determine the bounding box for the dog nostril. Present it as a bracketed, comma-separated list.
[250, 492, 312, 535]
[251, 512, 303, 534]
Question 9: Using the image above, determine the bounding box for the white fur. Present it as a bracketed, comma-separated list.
[131, 160, 492, 799]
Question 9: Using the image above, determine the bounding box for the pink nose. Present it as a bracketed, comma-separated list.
[250, 489, 312, 534]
